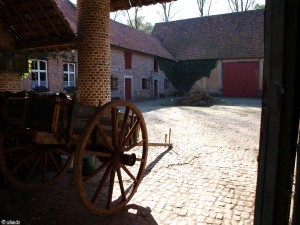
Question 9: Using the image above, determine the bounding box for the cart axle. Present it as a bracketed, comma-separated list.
[121, 153, 136, 166]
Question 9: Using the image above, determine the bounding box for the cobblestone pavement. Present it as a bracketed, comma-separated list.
[0, 97, 261, 225]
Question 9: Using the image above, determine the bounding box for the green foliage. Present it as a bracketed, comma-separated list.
[20, 59, 32, 79]
[158, 58, 217, 94]
[126, 16, 153, 34]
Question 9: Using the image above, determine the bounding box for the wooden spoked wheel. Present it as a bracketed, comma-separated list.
[74, 100, 148, 216]
[0, 137, 73, 191]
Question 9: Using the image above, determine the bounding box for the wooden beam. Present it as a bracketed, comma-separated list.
[20, 0, 49, 38]
[47, 0, 75, 35]
[6, 0, 36, 39]
[0, 3, 27, 40]
[16, 38, 82, 51]
[33, 0, 60, 37]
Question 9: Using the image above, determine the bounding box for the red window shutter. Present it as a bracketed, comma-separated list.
[124, 52, 132, 69]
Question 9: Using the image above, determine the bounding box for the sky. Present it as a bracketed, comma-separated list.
[69, 0, 265, 24]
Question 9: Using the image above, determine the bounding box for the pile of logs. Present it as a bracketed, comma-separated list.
[176, 90, 215, 106]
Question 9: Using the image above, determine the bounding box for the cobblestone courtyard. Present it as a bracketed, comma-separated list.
[0, 97, 261, 225]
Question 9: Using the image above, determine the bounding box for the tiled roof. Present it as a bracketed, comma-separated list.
[54, 0, 77, 34]
[110, 20, 173, 59]
[152, 10, 264, 60]
[57, 0, 173, 59]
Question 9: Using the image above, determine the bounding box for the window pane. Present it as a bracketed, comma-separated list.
[31, 72, 38, 81]
[69, 64, 75, 72]
[63, 64, 68, 72]
[63, 73, 68, 82]
[40, 61, 46, 70]
[31, 61, 37, 70]
[40, 81, 47, 87]
[32, 81, 38, 88]
[69, 81, 75, 87]
[40, 72, 46, 81]
[70, 74, 75, 81]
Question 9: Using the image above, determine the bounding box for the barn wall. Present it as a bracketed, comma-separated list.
[192, 58, 264, 96]
[0, 20, 21, 93]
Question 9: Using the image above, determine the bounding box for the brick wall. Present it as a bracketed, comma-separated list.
[0, 20, 21, 92]
[77, 0, 111, 105]
[20, 55, 77, 93]
[48, 58, 64, 93]
[111, 47, 175, 100]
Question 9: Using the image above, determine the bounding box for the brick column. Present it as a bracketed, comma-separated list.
[77, 0, 111, 106]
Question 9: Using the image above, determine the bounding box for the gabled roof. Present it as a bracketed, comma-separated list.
[57, 0, 173, 59]
[54, 0, 77, 33]
[152, 10, 264, 60]
[110, 20, 173, 59]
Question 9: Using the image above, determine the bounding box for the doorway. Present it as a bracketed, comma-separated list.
[124, 78, 132, 101]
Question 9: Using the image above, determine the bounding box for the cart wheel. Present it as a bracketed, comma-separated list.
[0, 136, 73, 191]
[74, 100, 148, 216]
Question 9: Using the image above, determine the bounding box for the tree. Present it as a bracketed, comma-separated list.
[254, 3, 265, 9]
[124, 7, 154, 34]
[110, 11, 120, 21]
[158, 2, 177, 22]
[196, 0, 212, 17]
[227, 0, 256, 12]
[125, 7, 140, 29]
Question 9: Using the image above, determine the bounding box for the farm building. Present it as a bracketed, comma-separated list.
[18, 0, 176, 101]
[152, 10, 264, 98]
[1, 3, 263, 99]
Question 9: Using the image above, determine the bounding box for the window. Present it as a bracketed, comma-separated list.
[142, 78, 150, 89]
[31, 60, 48, 88]
[124, 52, 132, 69]
[0, 51, 28, 73]
[111, 76, 118, 91]
[63, 63, 76, 87]
[154, 58, 158, 72]
[164, 79, 171, 89]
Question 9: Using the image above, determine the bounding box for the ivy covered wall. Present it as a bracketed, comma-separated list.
[158, 58, 217, 94]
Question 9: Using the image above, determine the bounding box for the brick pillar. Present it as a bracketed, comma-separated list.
[77, 0, 111, 106]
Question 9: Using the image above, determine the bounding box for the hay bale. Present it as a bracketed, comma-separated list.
[176, 90, 215, 106]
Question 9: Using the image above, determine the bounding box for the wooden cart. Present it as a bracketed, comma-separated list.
[0, 91, 172, 216]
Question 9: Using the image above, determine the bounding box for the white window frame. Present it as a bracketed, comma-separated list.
[31, 60, 48, 88]
[63, 63, 76, 87]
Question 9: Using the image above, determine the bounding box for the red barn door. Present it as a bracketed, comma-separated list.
[223, 62, 259, 97]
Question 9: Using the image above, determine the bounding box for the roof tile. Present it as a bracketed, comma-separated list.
[54, 0, 173, 59]
[152, 10, 264, 60]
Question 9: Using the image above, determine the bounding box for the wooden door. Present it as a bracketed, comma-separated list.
[125, 78, 131, 101]
[223, 62, 259, 97]
[154, 80, 158, 98]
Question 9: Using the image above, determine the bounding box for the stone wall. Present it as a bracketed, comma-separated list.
[111, 47, 175, 100]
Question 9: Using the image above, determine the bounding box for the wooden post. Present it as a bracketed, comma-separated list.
[254, 0, 300, 224]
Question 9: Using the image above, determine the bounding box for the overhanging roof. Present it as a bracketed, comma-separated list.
[0, 0, 175, 53]
[0, 0, 78, 52]
[110, 0, 174, 12]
